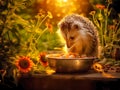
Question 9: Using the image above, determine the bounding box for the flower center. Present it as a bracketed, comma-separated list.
[19, 60, 30, 69]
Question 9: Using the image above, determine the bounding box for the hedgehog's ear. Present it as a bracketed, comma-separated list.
[73, 24, 79, 30]
[58, 21, 67, 31]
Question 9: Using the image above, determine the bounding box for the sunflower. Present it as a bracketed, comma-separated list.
[39, 52, 48, 67]
[15, 56, 33, 73]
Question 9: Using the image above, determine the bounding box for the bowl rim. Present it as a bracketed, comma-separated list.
[47, 57, 98, 60]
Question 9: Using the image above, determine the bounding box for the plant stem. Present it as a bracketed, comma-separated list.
[36, 28, 48, 42]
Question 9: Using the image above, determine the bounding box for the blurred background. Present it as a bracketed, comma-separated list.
[0, 0, 120, 89]
[33, 0, 120, 24]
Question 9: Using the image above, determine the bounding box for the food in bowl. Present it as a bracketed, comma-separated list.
[46, 53, 95, 59]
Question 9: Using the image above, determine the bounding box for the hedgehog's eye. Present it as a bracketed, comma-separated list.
[70, 36, 74, 40]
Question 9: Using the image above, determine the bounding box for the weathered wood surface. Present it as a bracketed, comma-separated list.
[17, 72, 120, 90]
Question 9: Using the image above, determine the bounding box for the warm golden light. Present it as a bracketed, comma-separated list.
[58, 0, 68, 3]
[102, 72, 115, 78]
[56, 29, 68, 54]
[63, 0, 68, 2]
[63, 44, 68, 54]
[56, 0, 77, 17]
[35, 0, 91, 21]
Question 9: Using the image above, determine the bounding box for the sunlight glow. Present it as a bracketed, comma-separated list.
[63, 44, 68, 54]
[63, 0, 68, 2]
[58, 0, 68, 3]
[102, 72, 115, 78]
[35, 0, 90, 20]
[56, 29, 68, 54]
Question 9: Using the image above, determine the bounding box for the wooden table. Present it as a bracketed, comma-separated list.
[17, 72, 120, 90]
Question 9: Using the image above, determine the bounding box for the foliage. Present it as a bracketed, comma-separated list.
[89, 0, 120, 59]
[0, 0, 63, 88]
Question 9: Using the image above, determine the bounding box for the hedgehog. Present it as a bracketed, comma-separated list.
[58, 13, 99, 57]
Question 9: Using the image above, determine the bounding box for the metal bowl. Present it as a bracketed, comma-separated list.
[47, 54, 96, 73]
